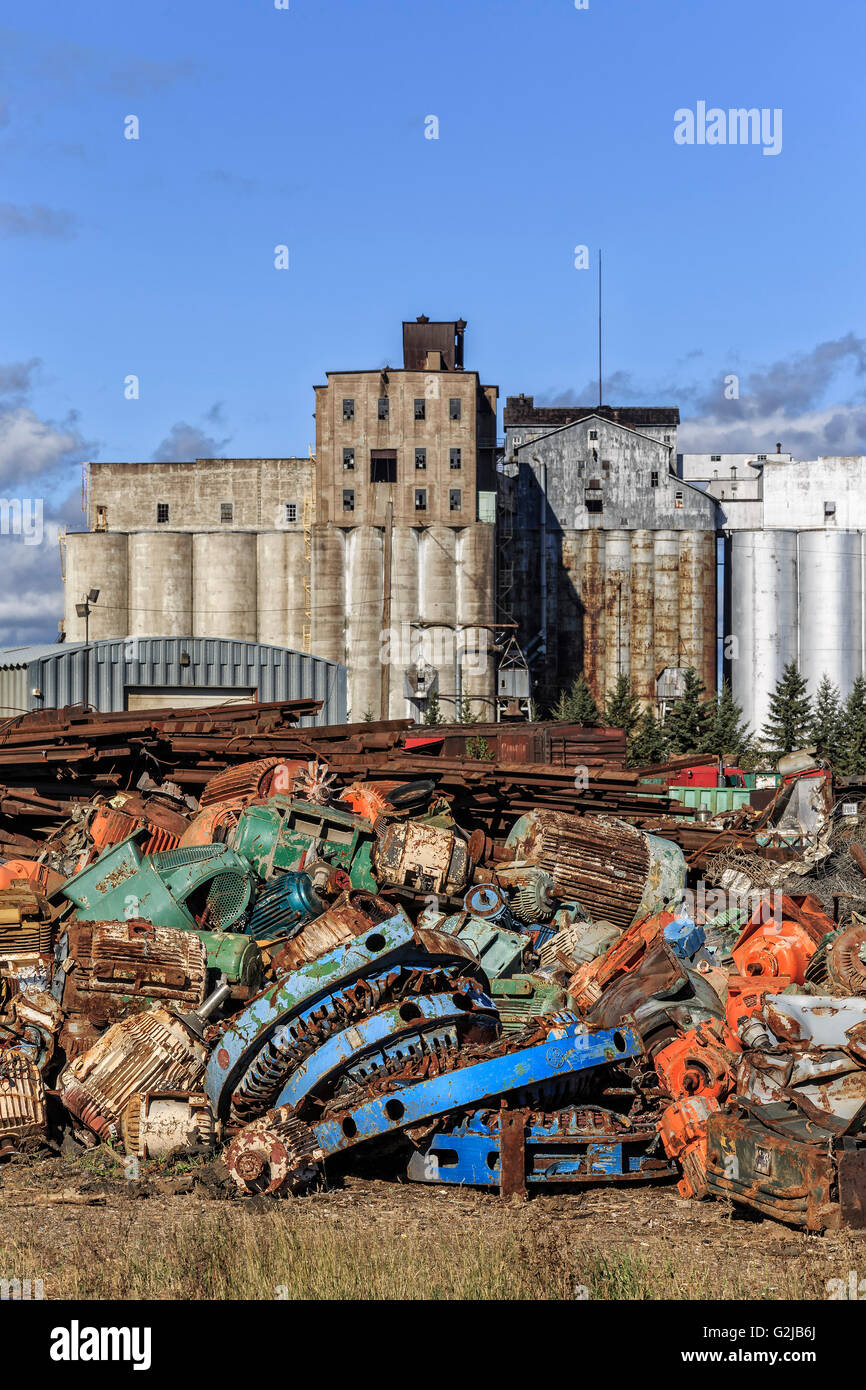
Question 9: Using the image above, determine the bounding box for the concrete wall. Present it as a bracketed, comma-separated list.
[85, 457, 311, 532]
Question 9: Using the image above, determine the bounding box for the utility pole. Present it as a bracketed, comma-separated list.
[74, 589, 100, 712]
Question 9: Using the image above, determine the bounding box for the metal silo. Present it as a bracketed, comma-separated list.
[679, 531, 716, 695]
[578, 528, 605, 703]
[652, 531, 680, 675]
[730, 530, 798, 736]
[629, 530, 655, 704]
[799, 530, 863, 697]
[128, 532, 192, 637]
[346, 525, 383, 721]
[603, 530, 631, 694]
[192, 533, 257, 641]
[64, 532, 129, 641]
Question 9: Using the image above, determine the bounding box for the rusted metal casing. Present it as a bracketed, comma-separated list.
[374, 821, 473, 897]
[53, 919, 208, 1030]
[59, 1009, 207, 1140]
[504, 811, 684, 929]
[0, 1049, 46, 1152]
[123, 1090, 217, 1158]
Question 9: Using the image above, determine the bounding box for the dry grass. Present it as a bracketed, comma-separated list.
[0, 1184, 858, 1301]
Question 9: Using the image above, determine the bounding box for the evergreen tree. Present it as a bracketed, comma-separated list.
[550, 673, 601, 724]
[838, 676, 866, 775]
[664, 667, 711, 755]
[700, 681, 753, 760]
[627, 706, 669, 766]
[604, 673, 641, 740]
[810, 673, 844, 761]
[423, 691, 442, 726]
[761, 662, 813, 758]
[458, 694, 479, 725]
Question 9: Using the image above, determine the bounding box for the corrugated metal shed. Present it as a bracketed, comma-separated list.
[0, 637, 347, 726]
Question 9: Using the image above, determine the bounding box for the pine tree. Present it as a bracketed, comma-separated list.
[627, 706, 669, 766]
[664, 667, 711, 755]
[603, 674, 641, 740]
[761, 662, 813, 758]
[550, 673, 601, 724]
[423, 691, 442, 726]
[810, 674, 844, 762]
[458, 694, 479, 725]
[838, 676, 866, 775]
[700, 681, 753, 760]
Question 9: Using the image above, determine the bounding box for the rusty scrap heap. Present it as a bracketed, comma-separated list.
[2, 706, 866, 1232]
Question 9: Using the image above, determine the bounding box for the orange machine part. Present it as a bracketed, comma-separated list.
[0, 858, 65, 896]
[179, 801, 245, 848]
[567, 911, 675, 1013]
[658, 1095, 720, 1199]
[199, 757, 305, 808]
[725, 974, 793, 1044]
[653, 1019, 736, 1103]
[731, 893, 833, 984]
[340, 782, 407, 825]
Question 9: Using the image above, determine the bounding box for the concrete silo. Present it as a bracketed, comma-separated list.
[128, 532, 192, 637]
[64, 532, 129, 641]
[192, 533, 257, 640]
[420, 525, 458, 717]
[346, 525, 384, 720]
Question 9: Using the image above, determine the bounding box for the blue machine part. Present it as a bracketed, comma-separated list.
[244, 871, 323, 942]
[524, 924, 557, 953]
[310, 1021, 643, 1158]
[663, 917, 706, 960]
[272, 989, 498, 1110]
[205, 910, 487, 1118]
[438, 912, 528, 979]
[406, 1107, 677, 1187]
[462, 883, 515, 928]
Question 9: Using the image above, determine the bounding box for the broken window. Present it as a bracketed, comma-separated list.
[220, 502, 233, 523]
[415, 448, 427, 470]
[450, 448, 461, 470]
[675, 491, 684, 509]
[589, 429, 598, 440]
[651, 471, 659, 487]
[343, 489, 355, 511]
[370, 449, 397, 483]
[415, 489, 427, 511]
[285, 502, 297, 522]
[343, 448, 355, 470]
[377, 397, 389, 420]
[342, 399, 354, 421]
[449, 488, 462, 511]
[157, 503, 169, 524]
[414, 398, 426, 420]
[449, 398, 461, 421]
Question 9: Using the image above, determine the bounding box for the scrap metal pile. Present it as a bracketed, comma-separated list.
[2, 725, 866, 1232]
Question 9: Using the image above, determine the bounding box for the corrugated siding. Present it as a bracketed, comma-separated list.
[0, 638, 346, 726]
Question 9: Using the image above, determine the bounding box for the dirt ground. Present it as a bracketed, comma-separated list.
[1, 1148, 864, 1300]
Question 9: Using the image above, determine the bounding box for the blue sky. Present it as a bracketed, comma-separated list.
[2, 0, 865, 643]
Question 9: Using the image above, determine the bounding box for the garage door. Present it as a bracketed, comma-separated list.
[125, 687, 257, 711]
